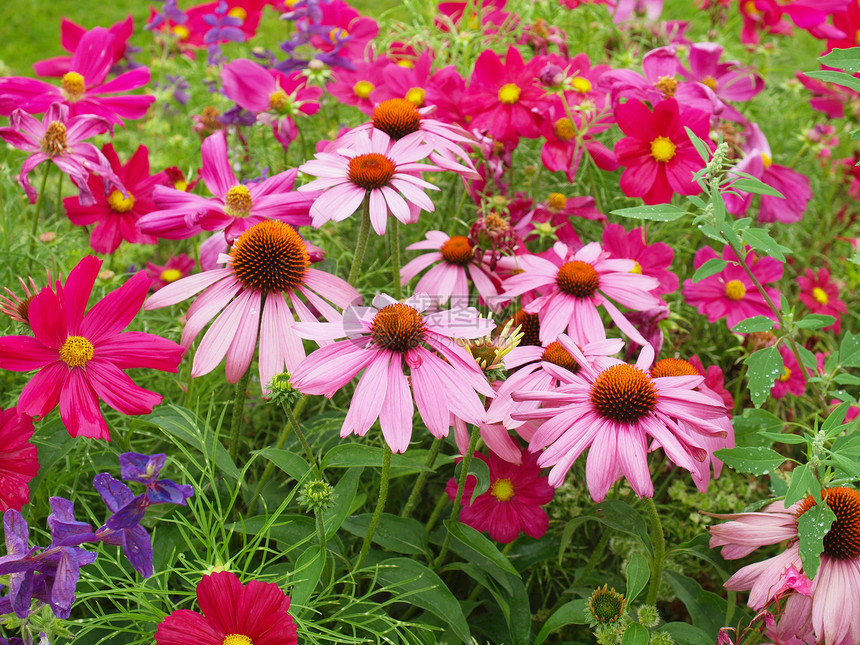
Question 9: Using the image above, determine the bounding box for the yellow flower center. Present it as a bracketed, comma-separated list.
[812, 287, 829, 305]
[701, 76, 718, 91]
[174, 179, 188, 191]
[650, 136, 676, 163]
[329, 27, 348, 41]
[744, 0, 759, 14]
[397, 59, 414, 69]
[546, 192, 567, 211]
[571, 76, 592, 93]
[61, 72, 85, 101]
[405, 86, 426, 107]
[269, 89, 290, 112]
[724, 279, 746, 301]
[41, 121, 68, 157]
[172, 25, 190, 40]
[761, 153, 772, 168]
[855, 28, 860, 45]
[497, 83, 521, 105]
[227, 7, 247, 20]
[778, 367, 792, 382]
[59, 336, 94, 368]
[553, 117, 576, 141]
[631, 262, 642, 274]
[223, 636, 253, 645]
[353, 80, 375, 99]
[225, 185, 253, 218]
[655, 76, 678, 99]
[107, 190, 135, 213]
[160, 269, 183, 283]
[490, 477, 515, 501]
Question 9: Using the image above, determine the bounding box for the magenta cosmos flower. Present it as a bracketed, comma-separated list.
[155, 570, 297, 645]
[602, 223, 679, 296]
[446, 448, 554, 543]
[291, 293, 495, 453]
[771, 345, 806, 399]
[682, 245, 783, 329]
[63, 144, 166, 254]
[539, 97, 618, 183]
[400, 231, 501, 311]
[0, 103, 119, 206]
[680, 42, 764, 122]
[0, 408, 38, 512]
[298, 129, 438, 235]
[326, 55, 391, 114]
[139, 130, 314, 243]
[798, 268, 846, 334]
[614, 98, 711, 205]
[145, 220, 358, 393]
[0, 256, 183, 440]
[709, 488, 860, 645]
[500, 241, 662, 346]
[0, 27, 154, 124]
[33, 16, 134, 78]
[512, 344, 728, 499]
[145, 254, 196, 292]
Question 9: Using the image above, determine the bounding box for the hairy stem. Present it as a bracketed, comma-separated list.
[643, 497, 666, 606]
[434, 424, 481, 568]
[353, 444, 392, 572]
[347, 196, 372, 286]
[401, 438, 443, 518]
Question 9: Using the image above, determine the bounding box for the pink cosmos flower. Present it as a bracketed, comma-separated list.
[33, 16, 135, 77]
[139, 130, 314, 242]
[797, 268, 847, 334]
[514, 193, 604, 248]
[614, 98, 712, 205]
[463, 46, 547, 144]
[63, 144, 166, 254]
[709, 488, 860, 645]
[0, 256, 183, 440]
[308, 0, 379, 61]
[445, 448, 554, 543]
[602, 223, 679, 295]
[539, 97, 618, 183]
[796, 72, 860, 120]
[145, 254, 196, 292]
[682, 245, 783, 329]
[436, 0, 513, 33]
[0, 28, 154, 124]
[0, 103, 119, 206]
[680, 42, 764, 122]
[326, 55, 391, 114]
[381, 50, 434, 107]
[740, 0, 850, 44]
[145, 220, 358, 394]
[500, 241, 662, 346]
[771, 345, 806, 399]
[298, 129, 438, 235]
[512, 343, 728, 498]
[0, 408, 38, 512]
[401, 231, 502, 310]
[290, 293, 495, 453]
[425, 65, 469, 125]
[689, 354, 734, 413]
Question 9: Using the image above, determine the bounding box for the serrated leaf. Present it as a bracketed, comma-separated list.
[797, 497, 836, 579]
[533, 599, 589, 645]
[714, 446, 785, 475]
[731, 315, 775, 334]
[691, 258, 729, 282]
[625, 552, 650, 604]
[730, 177, 785, 198]
[609, 204, 688, 221]
[840, 332, 860, 367]
[742, 227, 791, 262]
[621, 623, 650, 645]
[785, 464, 817, 506]
[744, 345, 784, 407]
[818, 47, 860, 73]
[796, 314, 837, 330]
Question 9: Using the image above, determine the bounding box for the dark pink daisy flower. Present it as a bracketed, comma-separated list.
[382, 50, 434, 107]
[309, 0, 379, 61]
[539, 97, 617, 183]
[797, 268, 847, 334]
[614, 98, 712, 205]
[144, 254, 196, 292]
[513, 193, 605, 248]
[771, 345, 807, 399]
[679, 42, 764, 122]
[601, 223, 679, 296]
[0, 256, 183, 441]
[445, 448, 554, 543]
[326, 55, 391, 115]
[0, 408, 38, 512]
[33, 16, 134, 78]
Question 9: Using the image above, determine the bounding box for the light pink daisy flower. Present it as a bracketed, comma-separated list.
[709, 488, 860, 645]
[145, 220, 359, 394]
[290, 293, 495, 453]
[400, 231, 502, 311]
[512, 344, 728, 499]
[298, 129, 439, 236]
[499, 241, 662, 346]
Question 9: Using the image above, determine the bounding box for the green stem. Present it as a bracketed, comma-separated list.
[29, 163, 51, 257]
[316, 508, 327, 554]
[229, 367, 253, 462]
[347, 196, 372, 286]
[401, 438, 443, 518]
[643, 497, 666, 606]
[424, 491, 449, 534]
[434, 424, 481, 568]
[574, 530, 611, 586]
[285, 401, 320, 477]
[353, 445, 392, 572]
[391, 217, 402, 299]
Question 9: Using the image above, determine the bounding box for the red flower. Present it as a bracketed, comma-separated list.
[446, 448, 554, 543]
[797, 267, 847, 334]
[155, 571, 297, 645]
[0, 408, 38, 512]
[614, 98, 711, 205]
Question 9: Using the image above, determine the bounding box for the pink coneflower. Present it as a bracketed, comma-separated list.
[0, 255, 183, 440]
[63, 144, 165, 254]
[445, 448, 554, 543]
[145, 254, 196, 292]
[614, 98, 712, 205]
[0, 408, 38, 512]
[155, 570, 297, 645]
[400, 231, 501, 310]
[138, 130, 314, 242]
[682, 245, 783, 330]
[0, 27, 154, 124]
[771, 345, 806, 399]
[0, 103, 119, 206]
[33, 16, 135, 77]
[298, 129, 438, 235]
[290, 293, 495, 453]
[797, 268, 846, 334]
[499, 241, 662, 346]
[601, 223, 679, 296]
[512, 344, 728, 499]
[145, 220, 358, 393]
[709, 488, 860, 645]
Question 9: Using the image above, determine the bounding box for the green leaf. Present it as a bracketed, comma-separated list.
[533, 599, 589, 645]
[256, 448, 312, 482]
[625, 552, 650, 604]
[741, 227, 791, 262]
[834, 374, 860, 386]
[733, 408, 785, 447]
[796, 314, 837, 330]
[454, 456, 491, 505]
[691, 258, 729, 283]
[785, 463, 817, 506]
[730, 177, 784, 198]
[826, 453, 860, 480]
[321, 443, 435, 474]
[797, 495, 836, 578]
[609, 204, 688, 221]
[444, 520, 519, 576]
[714, 446, 785, 475]
[659, 623, 714, 645]
[817, 47, 860, 73]
[685, 126, 714, 163]
[341, 513, 430, 555]
[621, 623, 650, 645]
[744, 345, 784, 407]
[595, 500, 650, 547]
[796, 345, 818, 371]
[757, 431, 807, 445]
[325, 466, 362, 538]
[376, 557, 471, 644]
[823, 402, 852, 435]
[290, 545, 325, 609]
[664, 571, 728, 635]
[226, 515, 315, 553]
[806, 70, 860, 91]
[840, 332, 860, 367]
[731, 316, 775, 334]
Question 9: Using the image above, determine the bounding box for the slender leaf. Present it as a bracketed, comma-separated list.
[533, 599, 589, 645]
[341, 513, 430, 555]
[731, 316, 774, 334]
[609, 204, 688, 221]
[691, 258, 729, 283]
[730, 177, 784, 198]
[796, 314, 837, 330]
[785, 463, 817, 507]
[626, 552, 650, 604]
[817, 48, 860, 73]
[444, 520, 519, 576]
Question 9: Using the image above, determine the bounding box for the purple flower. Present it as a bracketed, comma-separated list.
[147, 0, 187, 31]
[203, 1, 245, 44]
